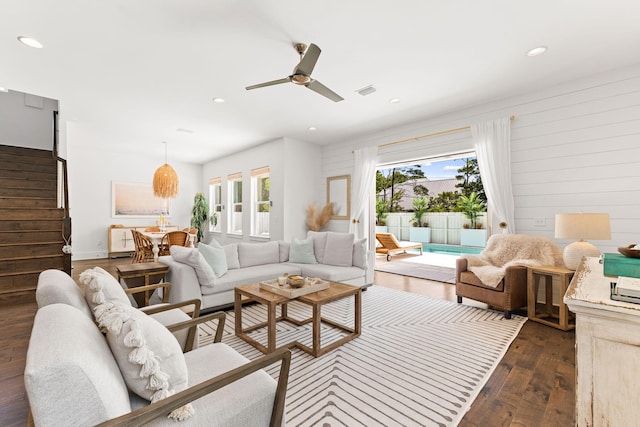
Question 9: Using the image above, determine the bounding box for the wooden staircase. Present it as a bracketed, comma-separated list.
[0, 145, 71, 296]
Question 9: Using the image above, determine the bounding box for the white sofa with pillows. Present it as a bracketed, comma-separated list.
[159, 231, 368, 311]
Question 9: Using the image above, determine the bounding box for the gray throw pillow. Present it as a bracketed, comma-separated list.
[198, 242, 228, 277]
[170, 245, 216, 288]
[323, 232, 355, 267]
[289, 236, 317, 264]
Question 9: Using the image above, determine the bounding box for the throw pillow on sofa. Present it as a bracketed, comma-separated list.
[79, 266, 131, 312]
[307, 231, 328, 263]
[353, 238, 367, 269]
[323, 232, 355, 267]
[170, 245, 216, 288]
[238, 241, 280, 267]
[96, 303, 193, 420]
[289, 235, 317, 264]
[198, 242, 228, 278]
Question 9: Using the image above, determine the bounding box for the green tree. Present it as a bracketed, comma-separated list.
[376, 166, 425, 212]
[190, 192, 209, 242]
[413, 184, 429, 197]
[410, 196, 429, 226]
[455, 158, 486, 203]
[375, 198, 389, 225]
[428, 191, 460, 212]
[457, 191, 486, 229]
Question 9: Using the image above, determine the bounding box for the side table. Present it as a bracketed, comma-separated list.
[527, 265, 575, 330]
[116, 262, 170, 307]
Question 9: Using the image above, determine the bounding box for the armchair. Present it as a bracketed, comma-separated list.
[455, 234, 564, 319]
[25, 303, 291, 426]
[28, 269, 291, 426]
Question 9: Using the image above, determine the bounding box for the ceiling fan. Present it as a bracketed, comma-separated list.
[245, 43, 344, 102]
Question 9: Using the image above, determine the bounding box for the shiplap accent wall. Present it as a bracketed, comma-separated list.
[321, 62, 640, 256]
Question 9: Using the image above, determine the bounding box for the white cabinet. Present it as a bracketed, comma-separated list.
[108, 227, 135, 257]
[564, 256, 640, 426]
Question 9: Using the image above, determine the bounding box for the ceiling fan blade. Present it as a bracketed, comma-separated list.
[245, 77, 291, 90]
[293, 43, 321, 76]
[306, 79, 344, 102]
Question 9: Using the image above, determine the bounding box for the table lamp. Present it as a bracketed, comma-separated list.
[555, 213, 611, 269]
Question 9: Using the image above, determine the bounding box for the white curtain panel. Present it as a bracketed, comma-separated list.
[349, 146, 378, 240]
[471, 117, 516, 233]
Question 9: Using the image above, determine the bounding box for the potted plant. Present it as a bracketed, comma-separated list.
[375, 199, 389, 232]
[457, 192, 487, 246]
[409, 196, 431, 243]
[190, 192, 210, 242]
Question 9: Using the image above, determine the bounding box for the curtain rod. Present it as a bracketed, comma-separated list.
[378, 115, 516, 149]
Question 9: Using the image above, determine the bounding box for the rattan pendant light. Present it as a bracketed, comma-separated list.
[153, 141, 179, 199]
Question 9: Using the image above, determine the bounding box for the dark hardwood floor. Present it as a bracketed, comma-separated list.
[0, 257, 575, 426]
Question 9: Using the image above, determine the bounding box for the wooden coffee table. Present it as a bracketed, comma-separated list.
[234, 281, 361, 357]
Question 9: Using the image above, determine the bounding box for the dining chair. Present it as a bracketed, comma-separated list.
[159, 230, 191, 256]
[145, 226, 161, 232]
[131, 230, 155, 263]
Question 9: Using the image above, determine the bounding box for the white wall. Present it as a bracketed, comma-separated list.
[282, 137, 322, 241]
[201, 137, 322, 244]
[322, 62, 640, 256]
[0, 90, 58, 151]
[67, 123, 201, 259]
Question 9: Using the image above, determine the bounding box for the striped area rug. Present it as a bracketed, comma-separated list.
[199, 286, 526, 427]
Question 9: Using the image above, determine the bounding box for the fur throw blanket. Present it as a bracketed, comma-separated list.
[462, 234, 565, 288]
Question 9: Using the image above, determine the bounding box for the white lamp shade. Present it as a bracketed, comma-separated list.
[554, 213, 611, 240]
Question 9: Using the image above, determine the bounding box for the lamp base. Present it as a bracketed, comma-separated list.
[563, 240, 601, 270]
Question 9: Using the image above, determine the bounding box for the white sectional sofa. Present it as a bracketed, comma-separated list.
[159, 231, 368, 312]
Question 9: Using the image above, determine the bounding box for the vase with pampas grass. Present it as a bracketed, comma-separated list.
[306, 202, 334, 231]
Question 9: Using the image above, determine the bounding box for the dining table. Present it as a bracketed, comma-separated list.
[141, 230, 196, 261]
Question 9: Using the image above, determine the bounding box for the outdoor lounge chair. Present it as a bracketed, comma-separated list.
[375, 232, 423, 261]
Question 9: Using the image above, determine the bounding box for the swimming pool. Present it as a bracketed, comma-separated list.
[421, 243, 483, 256]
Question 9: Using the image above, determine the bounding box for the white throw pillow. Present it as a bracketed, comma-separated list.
[289, 236, 317, 264]
[223, 243, 240, 269]
[278, 241, 290, 262]
[238, 241, 280, 267]
[170, 246, 216, 288]
[198, 242, 228, 278]
[208, 238, 223, 249]
[97, 303, 193, 420]
[307, 231, 328, 263]
[353, 237, 367, 269]
[323, 232, 355, 267]
[79, 266, 131, 314]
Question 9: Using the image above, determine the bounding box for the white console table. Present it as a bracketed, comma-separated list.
[564, 256, 640, 426]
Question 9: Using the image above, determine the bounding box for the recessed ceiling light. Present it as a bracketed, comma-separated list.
[526, 46, 547, 57]
[389, 98, 400, 104]
[308, 126, 317, 131]
[0, 87, 8, 93]
[176, 128, 194, 134]
[212, 98, 225, 103]
[17, 36, 43, 49]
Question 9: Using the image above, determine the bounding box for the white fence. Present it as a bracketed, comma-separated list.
[380, 212, 487, 245]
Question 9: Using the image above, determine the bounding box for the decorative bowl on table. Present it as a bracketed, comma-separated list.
[287, 276, 305, 288]
[618, 244, 640, 258]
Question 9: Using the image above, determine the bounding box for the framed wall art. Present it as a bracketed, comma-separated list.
[326, 175, 351, 220]
[111, 181, 169, 218]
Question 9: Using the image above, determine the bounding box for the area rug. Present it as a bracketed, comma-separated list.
[200, 286, 526, 427]
[375, 261, 456, 284]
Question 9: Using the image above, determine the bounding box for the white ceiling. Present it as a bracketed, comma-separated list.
[3, 0, 640, 164]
